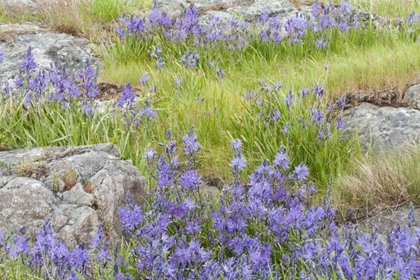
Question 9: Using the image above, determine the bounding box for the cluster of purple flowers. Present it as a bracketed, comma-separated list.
[1, 47, 157, 127]
[180, 50, 200, 68]
[1, 134, 420, 279]
[243, 80, 345, 142]
[115, 0, 419, 56]
[0, 220, 110, 279]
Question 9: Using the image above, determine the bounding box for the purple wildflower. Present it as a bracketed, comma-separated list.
[66, 271, 80, 280]
[118, 204, 144, 232]
[0, 48, 4, 63]
[320, 15, 335, 29]
[175, 77, 182, 87]
[183, 127, 200, 156]
[294, 163, 309, 181]
[284, 91, 295, 108]
[14, 77, 23, 88]
[157, 154, 173, 187]
[311, 108, 324, 124]
[281, 122, 290, 133]
[313, 85, 324, 96]
[116, 83, 135, 107]
[317, 126, 332, 140]
[231, 139, 242, 150]
[335, 117, 345, 130]
[311, 1, 322, 15]
[82, 103, 94, 115]
[157, 58, 165, 68]
[8, 234, 30, 257]
[143, 148, 157, 161]
[20, 47, 37, 74]
[300, 88, 310, 96]
[216, 68, 226, 80]
[148, 9, 161, 24]
[272, 108, 281, 121]
[273, 147, 290, 170]
[340, 0, 352, 14]
[140, 72, 150, 85]
[69, 244, 89, 271]
[337, 96, 346, 108]
[316, 37, 327, 48]
[284, 14, 308, 43]
[179, 170, 201, 190]
[149, 85, 157, 93]
[139, 100, 157, 120]
[339, 20, 349, 32]
[230, 155, 247, 171]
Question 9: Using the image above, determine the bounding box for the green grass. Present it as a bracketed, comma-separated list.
[0, 0, 150, 35]
[323, 0, 420, 17]
[1, 0, 420, 278]
[95, 19, 419, 197]
[0, 96, 153, 173]
[335, 147, 420, 215]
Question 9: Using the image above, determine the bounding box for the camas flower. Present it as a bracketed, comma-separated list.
[230, 155, 247, 171]
[20, 47, 37, 74]
[335, 117, 345, 130]
[214, 69, 225, 83]
[294, 162, 309, 180]
[311, 108, 324, 124]
[231, 139, 242, 150]
[140, 72, 150, 85]
[273, 147, 289, 170]
[179, 170, 201, 190]
[340, 0, 353, 14]
[182, 127, 200, 157]
[118, 203, 144, 232]
[116, 83, 135, 107]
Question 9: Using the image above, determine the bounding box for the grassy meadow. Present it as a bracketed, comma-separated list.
[1, 0, 420, 278]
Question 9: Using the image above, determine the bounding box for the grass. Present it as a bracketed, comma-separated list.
[0, 0, 420, 278]
[0, 0, 150, 36]
[95, 11, 420, 197]
[0, 0, 419, 208]
[336, 147, 420, 215]
[322, 0, 420, 17]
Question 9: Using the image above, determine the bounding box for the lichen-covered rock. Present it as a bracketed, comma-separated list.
[356, 205, 420, 238]
[226, 0, 295, 21]
[403, 83, 420, 107]
[340, 102, 420, 150]
[153, 0, 189, 19]
[0, 23, 100, 87]
[0, 143, 148, 248]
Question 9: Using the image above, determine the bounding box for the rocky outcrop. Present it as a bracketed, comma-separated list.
[340, 82, 420, 150]
[0, 144, 147, 248]
[340, 102, 420, 150]
[154, 0, 389, 32]
[0, 23, 100, 87]
[355, 205, 420, 242]
[403, 83, 420, 107]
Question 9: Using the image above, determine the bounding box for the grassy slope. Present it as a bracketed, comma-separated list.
[0, 0, 420, 212]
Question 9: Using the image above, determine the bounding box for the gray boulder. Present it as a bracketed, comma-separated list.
[403, 83, 420, 107]
[340, 102, 420, 150]
[0, 23, 100, 88]
[226, 0, 295, 21]
[354, 205, 420, 241]
[153, 0, 389, 45]
[0, 143, 148, 248]
[153, 0, 189, 19]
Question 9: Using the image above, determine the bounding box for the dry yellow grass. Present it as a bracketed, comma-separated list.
[335, 147, 420, 214]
